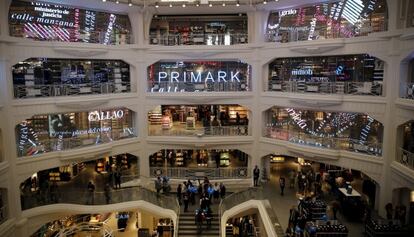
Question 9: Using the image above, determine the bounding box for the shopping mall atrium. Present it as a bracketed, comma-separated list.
[0, 0, 414, 236]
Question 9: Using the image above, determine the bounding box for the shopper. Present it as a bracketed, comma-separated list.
[279, 176, 286, 196]
[177, 184, 182, 205]
[49, 182, 59, 203]
[183, 191, 189, 212]
[155, 176, 162, 196]
[104, 183, 111, 204]
[220, 183, 226, 199]
[195, 208, 204, 234]
[114, 171, 122, 189]
[232, 219, 240, 237]
[253, 165, 260, 187]
[87, 181, 95, 205]
[213, 183, 220, 202]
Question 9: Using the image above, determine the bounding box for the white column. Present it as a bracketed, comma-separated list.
[128, 11, 145, 45]
[0, 0, 11, 37]
[386, 0, 400, 30]
[248, 10, 269, 44]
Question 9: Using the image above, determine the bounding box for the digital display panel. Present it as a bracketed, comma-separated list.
[9, 0, 132, 44]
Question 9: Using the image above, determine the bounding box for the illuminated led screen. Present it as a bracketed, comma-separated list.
[9, 0, 132, 44]
[266, 0, 387, 42]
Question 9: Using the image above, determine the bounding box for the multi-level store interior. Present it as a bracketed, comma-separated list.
[1, 0, 414, 237]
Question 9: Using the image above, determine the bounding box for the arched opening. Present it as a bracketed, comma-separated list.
[31, 209, 174, 237]
[264, 106, 384, 156]
[402, 58, 414, 99]
[149, 149, 249, 180]
[15, 107, 136, 157]
[265, 0, 388, 42]
[20, 154, 139, 210]
[147, 60, 252, 93]
[148, 104, 250, 136]
[392, 187, 414, 225]
[266, 54, 384, 96]
[12, 58, 132, 98]
[8, 0, 132, 44]
[149, 14, 248, 46]
[397, 121, 414, 169]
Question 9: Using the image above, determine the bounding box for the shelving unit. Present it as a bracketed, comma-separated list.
[175, 152, 184, 167]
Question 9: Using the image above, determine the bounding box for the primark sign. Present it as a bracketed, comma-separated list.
[148, 61, 250, 92]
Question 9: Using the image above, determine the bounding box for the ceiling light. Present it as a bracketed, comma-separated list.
[128, 0, 132, 6]
[102, 0, 106, 2]
[263, 0, 267, 4]
[182, 3, 186, 7]
[222, 2, 226, 6]
[209, 3, 212, 7]
[155, 2, 159, 8]
[169, 3, 173, 7]
[236, 1, 240, 7]
[196, 3, 200, 7]
[116, 0, 120, 3]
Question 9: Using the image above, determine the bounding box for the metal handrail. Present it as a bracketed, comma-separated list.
[17, 128, 136, 157]
[148, 125, 249, 136]
[149, 32, 248, 46]
[147, 81, 250, 92]
[149, 167, 249, 179]
[14, 81, 132, 99]
[265, 127, 382, 156]
[21, 185, 180, 212]
[267, 81, 383, 96]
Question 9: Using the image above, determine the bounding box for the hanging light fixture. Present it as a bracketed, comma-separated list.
[236, 1, 240, 7]
[222, 2, 226, 6]
[196, 2, 200, 7]
[263, 0, 267, 4]
[155, 2, 159, 8]
[182, 3, 186, 7]
[128, 0, 133, 7]
[169, 3, 173, 7]
[116, 0, 120, 4]
[102, 0, 107, 2]
[209, 2, 213, 7]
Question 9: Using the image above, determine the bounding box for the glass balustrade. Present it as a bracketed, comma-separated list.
[397, 148, 414, 170]
[402, 82, 414, 100]
[268, 81, 383, 96]
[148, 125, 249, 137]
[21, 186, 179, 213]
[149, 32, 248, 46]
[150, 167, 249, 179]
[265, 127, 382, 156]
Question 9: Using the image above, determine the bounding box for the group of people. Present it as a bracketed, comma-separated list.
[231, 216, 256, 237]
[155, 176, 171, 195]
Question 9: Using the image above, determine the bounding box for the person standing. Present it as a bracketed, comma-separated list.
[177, 184, 182, 205]
[279, 176, 286, 196]
[104, 183, 111, 204]
[253, 165, 260, 187]
[183, 191, 189, 212]
[220, 183, 226, 199]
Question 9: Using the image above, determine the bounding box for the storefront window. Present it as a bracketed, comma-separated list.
[16, 108, 135, 157]
[148, 105, 249, 136]
[9, 0, 132, 44]
[265, 106, 383, 156]
[150, 149, 249, 179]
[148, 61, 251, 93]
[405, 59, 414, 99]
[266, 0, 387, 43]
[12, 58, 131, 98]
[149, 14, 248, 46]
[398, 122, 414, 169]
[268, 54, 384, 95]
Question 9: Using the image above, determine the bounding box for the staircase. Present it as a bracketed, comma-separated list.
[178, 202, 220, 237]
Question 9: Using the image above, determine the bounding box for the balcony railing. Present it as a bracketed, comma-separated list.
[147, 81, 249, 93]
[402, 82, 414, 100]
[219, 187, 285, 237]
[14, 82, 131, 99]
[265, 127, 382, 156]
[148, 125, 249, 136]
[149, 167, 249, 179]
[21, 186, 179, 212]
[0, 205, 7, 225]
[149, 32, 248, 46]
[397, 148, 414, 170]
[18, 128, 136, 157]
[267, 81, 383, 96]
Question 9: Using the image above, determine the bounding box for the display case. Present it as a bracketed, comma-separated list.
[186, 116, 196, 130]
[175, 152, 184, 167]
[305, 220, 348, 237]
[300, 200, 327, 220]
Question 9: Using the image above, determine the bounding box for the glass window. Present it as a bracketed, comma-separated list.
[9, 0, 132, 44]
[266, 0, 387, 42]
[16, 108, 135, 157]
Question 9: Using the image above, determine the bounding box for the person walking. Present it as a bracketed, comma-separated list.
[279, 176, 286, 196]
[220, 183, 226, 199]
[253, 165, 260, 187]
[183, 191, 189, 212]
[155, 176, 162, 196]
[114, 171, 122, 189]
[87, 181, 95, 205]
